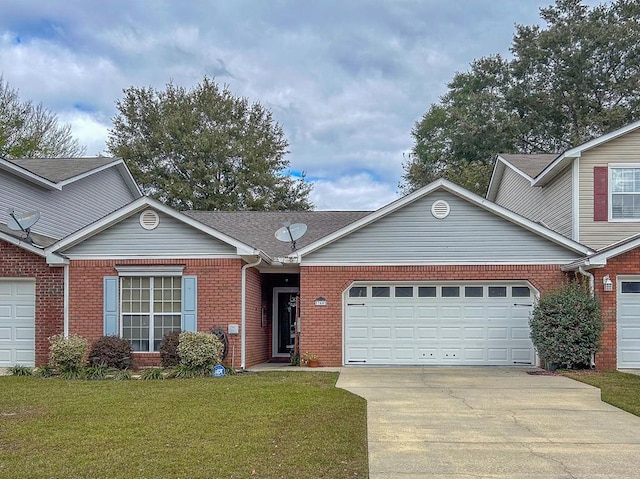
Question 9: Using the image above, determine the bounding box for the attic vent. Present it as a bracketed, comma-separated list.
[431, 200, 450, 219]
[139, 210, 160, 230]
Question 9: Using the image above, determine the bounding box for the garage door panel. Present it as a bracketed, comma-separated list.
[441, 327, 462, 339]
[441, 348, 461, 360]
[418, 349, 437, 360]
[394, 307, 414, 318]
[463, 327, 484, 340]
[488, 349, 508, 361]
[394, 327, 415, 339]
[511, 327, 530, 340]
[620, 327, 640, 340]
[346, 326, 368, 339]
[617, 278, 640, 368]
[394, 348, 414, 360]
[441, 306, 462, 319]
[0, 280, 36, 367]
[371, 306, 391, 318]
[371, 348, 392, 360]
[464, 349, 485, 361]
[463, 306, 485, 319]
[487, 327, 508, 340]
[417, 306, 437, 318]
[371, 327, 391, 339]
[512, 349, 534, 362]
[417, 327, 437, 339]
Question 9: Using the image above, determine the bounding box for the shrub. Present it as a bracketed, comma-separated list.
[159, 331, 181, 367]
[177, 331, 223, 374]
[48, 334, 88, 373]
[9, 365, 33, 376]
[87, 336, 133, 370]
[85, 364, 109, 380]
[114, 370, 132, 381]
[140, 367, 164, 380]
[529, 280, 602, 369]
[35, 365, 53, 378]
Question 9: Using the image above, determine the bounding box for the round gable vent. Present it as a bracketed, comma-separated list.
[139, 210, 160, 230]
[431, 200, 450, 219]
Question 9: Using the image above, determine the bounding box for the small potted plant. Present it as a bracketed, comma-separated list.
[303, 351, 319, 368]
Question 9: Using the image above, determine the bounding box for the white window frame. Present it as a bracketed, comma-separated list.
[608, 164, 640, 222]
[119, 272, 183, 353]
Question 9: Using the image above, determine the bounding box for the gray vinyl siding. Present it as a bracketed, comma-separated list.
[579, 128, 640, 249]
[304, 191, 580, 264]
[494, 167, 572, 238]
[0, 167, 137, 240]
[63, 209, 236, 256]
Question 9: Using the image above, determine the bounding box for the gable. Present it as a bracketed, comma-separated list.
[303, 190, 582, 265]
[61, 208, 237, 258]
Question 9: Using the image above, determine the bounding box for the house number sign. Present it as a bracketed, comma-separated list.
[314, 297, 327, 306]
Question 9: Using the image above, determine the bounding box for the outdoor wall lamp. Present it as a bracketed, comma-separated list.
[603, 275, 613, 292]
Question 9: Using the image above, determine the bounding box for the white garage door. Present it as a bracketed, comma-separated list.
[618, 278, 640, 369]
[345, 283, 536, 366]
[0, 280, 36, 367]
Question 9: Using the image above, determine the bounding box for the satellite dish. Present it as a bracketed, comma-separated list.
[275, 222, 307, 251]
[7, 209, 40, 243]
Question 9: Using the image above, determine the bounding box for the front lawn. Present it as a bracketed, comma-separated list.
[0, 372, 368, 478]
[563, 370, 640, 417]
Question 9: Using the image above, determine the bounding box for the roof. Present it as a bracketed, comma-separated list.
[0, 222, 58, 248]
[0, 156, 142, 196]
[184, 210, 371, 258]
[497, 154, 559, 179]
[562, 232, 640, 271]
[6, 157, 117, 183]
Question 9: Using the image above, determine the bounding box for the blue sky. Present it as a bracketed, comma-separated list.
[0, 1, 565, 210]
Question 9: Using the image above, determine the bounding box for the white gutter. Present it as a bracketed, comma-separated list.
[63, 264, 69, 337]
[240, 256, 262, 370]
[578, 266, 594, 296]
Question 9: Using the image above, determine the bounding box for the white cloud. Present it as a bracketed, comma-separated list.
[310, 173, 399, 211]
[57, 111, 110, 156]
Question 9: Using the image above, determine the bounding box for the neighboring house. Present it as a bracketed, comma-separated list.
[487, 120, 640, 369]
[0, 157, 142, 367]
[38, 180, 592, 370]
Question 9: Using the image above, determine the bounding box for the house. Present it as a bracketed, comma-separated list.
[487, 120, 640, 369]
[0, 157, 142, 367]
[35, 180, 592, 370]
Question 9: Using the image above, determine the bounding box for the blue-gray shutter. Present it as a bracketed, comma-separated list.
[182, 276, 197, 331]
[103, 276, 119, 336]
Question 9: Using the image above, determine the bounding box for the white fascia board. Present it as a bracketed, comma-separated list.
[291, 178, 593, 260]
[57, 159, 122, 187]
[0, 230, 46, 256]
[0, 158, 60, 190]
[485, 157, 506, 201]
[47, 196, 260, 258]
[564, 233, 640, 271]
[302, 260, 577, 267]
[532, 153, 575, 186]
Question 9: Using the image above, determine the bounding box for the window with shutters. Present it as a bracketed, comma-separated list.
[610, 166, 640, 220]
[121, 276, 182, 352]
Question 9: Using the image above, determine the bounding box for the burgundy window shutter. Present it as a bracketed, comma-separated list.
[593, 166, 608, 221]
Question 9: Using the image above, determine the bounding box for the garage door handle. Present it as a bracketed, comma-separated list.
[347, 303, 366, 306]
[513, 303, 533, 307]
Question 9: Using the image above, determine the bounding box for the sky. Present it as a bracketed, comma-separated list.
[0, 0, 562, 210]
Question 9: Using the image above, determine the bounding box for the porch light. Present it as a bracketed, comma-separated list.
[603, 275, 613, 292]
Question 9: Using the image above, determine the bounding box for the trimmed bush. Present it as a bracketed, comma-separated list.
[87, 336, 133, 370]
[49, 334, 88, 373]
[159, 331, 181, 367]
[177, 331, 223, 375]
[529, 280, 602, 369]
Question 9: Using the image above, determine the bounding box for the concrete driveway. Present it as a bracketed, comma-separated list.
[337, 367, 640, 478]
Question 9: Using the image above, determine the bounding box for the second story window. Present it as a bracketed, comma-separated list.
[610, 167, 640, 220]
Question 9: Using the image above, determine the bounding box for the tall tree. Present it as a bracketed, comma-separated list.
[108, 77, 312, 211]
[0, 77, 86, 158]
[402, 0, 640, 195]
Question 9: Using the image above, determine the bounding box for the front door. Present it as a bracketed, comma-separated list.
[273, 287, 299, 358]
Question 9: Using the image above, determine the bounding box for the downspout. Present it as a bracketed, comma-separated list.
[241, 256, 262, 370]
[578, 266, 596, 368]
[63, 264, 69, 337]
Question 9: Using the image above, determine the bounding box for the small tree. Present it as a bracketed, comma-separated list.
[529, 280, 602, 369]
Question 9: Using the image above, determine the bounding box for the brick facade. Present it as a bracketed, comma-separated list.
[589, 248, 640, 370]
[67, 258, 268, 369]
[299, 264, 568, 367]
[0, 239, 64, 366]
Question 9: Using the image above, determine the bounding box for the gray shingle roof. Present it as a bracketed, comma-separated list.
[0, 222, 58, 248]
[184, 210, 372, 257]
[498, 154, 559, 179]
[6, 157, 118, 183]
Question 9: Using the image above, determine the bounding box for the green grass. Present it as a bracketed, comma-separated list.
[563, 370, 640, 417]
[0, 372, 368, 479]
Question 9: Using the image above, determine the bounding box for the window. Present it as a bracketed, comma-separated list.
[442, 286, 460, 297]
[121, 276, 182, 352]
[465, 286, 483, 298]
[372, 286, 390, 298]
[349, 286, 367, 298]
[610, 167, 640, 219]
[418, 286, 436, 298]
[488, 286, 507, 297]
[512, 287, 531, 298]
[395, 287, 413, 298]
[621, 282, 640, 294]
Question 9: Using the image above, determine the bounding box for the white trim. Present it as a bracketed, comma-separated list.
[534, 120, 640, 186]
[115, 265, 185, 276]
[301, 260, 579, 267]
[0, 230, 46, 257]
[0, 158, 60, 190]
[57, 159, 124, 187]
[608, 163, 640, 222]
[46, 196, 260, 257]
[63, 254, 240, 260]
[290, 179, 592, 260]
[272, 287, 299, 358]
[572, 157, 580, 241]
[63, 265, 69, 337]
[616, 275, 640, 369]
[563, 233, 640, 271]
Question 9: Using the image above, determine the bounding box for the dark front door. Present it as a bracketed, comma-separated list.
[273, 288, 299, 357]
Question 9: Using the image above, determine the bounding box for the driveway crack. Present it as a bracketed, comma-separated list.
[520, 443, 578, 478]
[446, 388, 474, 410]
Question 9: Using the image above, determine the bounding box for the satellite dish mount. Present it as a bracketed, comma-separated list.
[7, 209, 40, 244]
[275, 221, 308, 251]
